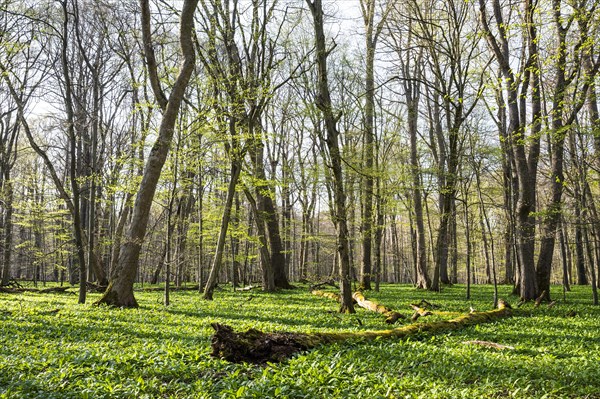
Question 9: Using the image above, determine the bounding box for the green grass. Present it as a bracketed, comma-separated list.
[1, 283, 599, 398]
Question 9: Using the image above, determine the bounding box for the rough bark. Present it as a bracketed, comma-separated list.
[96, 0, 199, 307]
[211, 300, 512, 363]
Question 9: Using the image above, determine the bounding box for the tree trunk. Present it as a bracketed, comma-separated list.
[203, 162, 242, 300]
[96, 0, 199, 307]
[211, 300, 512, 364]
[0, 177, 13, 286]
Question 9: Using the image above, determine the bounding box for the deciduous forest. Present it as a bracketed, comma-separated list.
[1, 0, 600, 398]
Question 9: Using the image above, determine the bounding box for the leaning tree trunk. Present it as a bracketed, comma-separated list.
[211, 300, 512, 364]
[203, 162, 242, 300]
[96, 0, 199, 307]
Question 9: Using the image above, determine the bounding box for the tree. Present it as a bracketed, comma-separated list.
[478, 0, 541, 300]
[358, 0, 390, 291]
[97, 0, 199, 307]
[306, 0, 354, 313]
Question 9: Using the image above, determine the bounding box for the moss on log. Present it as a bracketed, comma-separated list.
[311, 290, 341, 302]
[211, 300, 513, 363]
[352, 291, 405, 324]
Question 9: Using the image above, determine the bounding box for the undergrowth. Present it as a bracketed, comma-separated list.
[1, 283, 599, 398]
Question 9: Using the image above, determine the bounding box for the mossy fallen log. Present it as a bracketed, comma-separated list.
[409, 303, 433, 321]
[139, 284, 200, 292]
[311, 289, 341, 302]
[211, 300, 513, 363]
[352, 291, 405, 324]
[0, 286, 72, 294]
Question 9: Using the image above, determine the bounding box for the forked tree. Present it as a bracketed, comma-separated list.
[97, 0, 199, 307]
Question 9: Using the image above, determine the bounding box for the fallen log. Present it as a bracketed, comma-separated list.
[409, 303, 433, 321]
[236, 285, 258, 292]
[211, 300, 513, 363]
[0, 286, 72, 294]
[309, 279, 339, 290]
[352, 291, 405, 324]
[140, 284, 200, 292]
[311, 290, 341, 302]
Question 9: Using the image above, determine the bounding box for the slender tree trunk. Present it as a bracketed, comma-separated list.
[358, 0, 385, 291]
[307, 0, 355, 313]
[559, 217, 571, 292]
[0, 177, 13, 286]
[203, 162, 242, 300]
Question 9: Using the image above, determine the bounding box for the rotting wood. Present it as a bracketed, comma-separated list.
[352, 291, 405, 324]
[237, 285, 258, 292]
[309, 279, 339, 290]
[409, 303, 433, 321]
[211, 300, 513, 363]
[311, 290, 341, 302]
[140, 285, 200, 292]
[0, 286, 72, 294]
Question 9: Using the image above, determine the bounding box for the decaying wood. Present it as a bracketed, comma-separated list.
[211, 300, 513, 363]
[87, 282, 108, 293]
[0, 286, 72, 294]
[409, 303, 433, 321]
[311, 290, 341, 302]
[417, 299, 438, 309]
[140, 284, 200, 292]
[565, 310, 577, 317]
[236, 285, 258, 292]
[352, 291, 405, 324]
[309, 279, 339, 290]
[463, 340, 514, 350]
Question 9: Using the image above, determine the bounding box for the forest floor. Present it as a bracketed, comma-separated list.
[1, 283, 599, 398]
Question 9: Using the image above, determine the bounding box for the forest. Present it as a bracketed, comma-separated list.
[1, 0, 600, 397]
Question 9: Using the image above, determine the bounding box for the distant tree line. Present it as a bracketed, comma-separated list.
[1, 0, 599, 307]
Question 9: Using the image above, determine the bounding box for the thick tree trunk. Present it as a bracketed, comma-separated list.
[96, 0, 199, 307]
[358, 0, 382, 291]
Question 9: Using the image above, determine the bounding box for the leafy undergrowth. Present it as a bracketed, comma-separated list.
[1, 283, 599, 398]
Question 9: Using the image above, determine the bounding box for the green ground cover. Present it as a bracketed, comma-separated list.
[1, 284, 599, 398]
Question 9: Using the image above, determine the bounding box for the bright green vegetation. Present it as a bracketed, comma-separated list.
[1, 284, 599, 398]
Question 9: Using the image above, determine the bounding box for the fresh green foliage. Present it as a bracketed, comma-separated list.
[1, 284, 599, 398]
